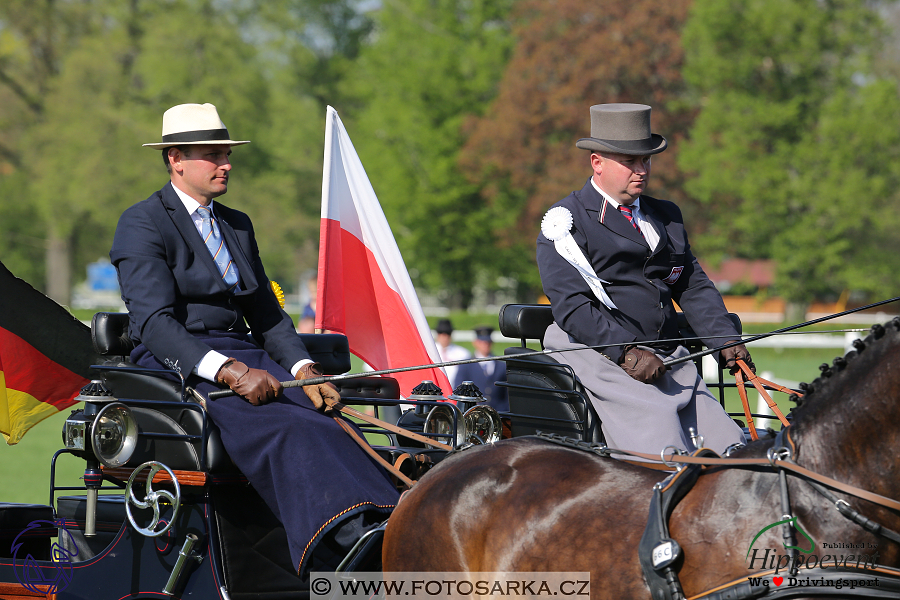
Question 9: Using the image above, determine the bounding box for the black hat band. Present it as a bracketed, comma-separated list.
[161, 128, 232, 144]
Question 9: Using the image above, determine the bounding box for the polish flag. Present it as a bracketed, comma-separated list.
[316, 106, 451, 396]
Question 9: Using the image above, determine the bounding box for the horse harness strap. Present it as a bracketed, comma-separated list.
[599, 432, 900, 514]
[535, 432, 900, 600]
[639, 448, 722, 600]
[733, 360, 793, 441]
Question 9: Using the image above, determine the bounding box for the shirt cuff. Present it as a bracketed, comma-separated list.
[291, 359, 314, 377]
[196, 350, 230, 382]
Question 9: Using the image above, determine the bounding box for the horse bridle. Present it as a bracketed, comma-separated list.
[677, 428, 900, 600]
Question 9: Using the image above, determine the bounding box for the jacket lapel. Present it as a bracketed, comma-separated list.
[640, 198, 669, 257]
[590, 181, 647, 247]
[160, 183, 229, 291]
[216, 209, 258, 294]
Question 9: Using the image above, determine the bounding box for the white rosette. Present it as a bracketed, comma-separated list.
[541, 206, 617, 311]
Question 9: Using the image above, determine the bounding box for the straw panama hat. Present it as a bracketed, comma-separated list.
[575, 103, 667, 156]
[142, 103, 250, 149]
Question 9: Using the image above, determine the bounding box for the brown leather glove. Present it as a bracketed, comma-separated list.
[216, 358, 282, 406]
[720, 343, 755, 374]
[295, 362, 341, 412]
[619, 345, 667, 383]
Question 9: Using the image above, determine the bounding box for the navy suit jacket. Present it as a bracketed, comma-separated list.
[110, 182, 310, 374]
[536, 179, 738, 354]
[456, 358, 508, 413]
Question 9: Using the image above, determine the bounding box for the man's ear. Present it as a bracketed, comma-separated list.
[167, 147, 183, 173]
[590, 151, 603, 176]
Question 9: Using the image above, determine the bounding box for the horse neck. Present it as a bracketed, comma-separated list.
[789, 322, 900, 497]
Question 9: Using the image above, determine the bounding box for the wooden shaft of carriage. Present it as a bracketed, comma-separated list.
[206, 295, 900, 400]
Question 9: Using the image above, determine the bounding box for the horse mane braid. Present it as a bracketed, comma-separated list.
[791, 318, 900, 412]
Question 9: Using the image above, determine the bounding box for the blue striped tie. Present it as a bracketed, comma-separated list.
[197, 206, 239, 291]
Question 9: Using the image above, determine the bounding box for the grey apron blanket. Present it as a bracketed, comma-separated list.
[543, 322, 744, 456]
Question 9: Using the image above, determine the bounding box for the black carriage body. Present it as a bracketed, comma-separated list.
[0, 314, 430, 600]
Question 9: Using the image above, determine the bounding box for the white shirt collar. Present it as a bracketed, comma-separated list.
[590, 177, 641, 212]
[171, 182, 214, 216]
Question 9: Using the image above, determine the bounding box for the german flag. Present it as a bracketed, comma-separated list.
[0, 261, 103, 444]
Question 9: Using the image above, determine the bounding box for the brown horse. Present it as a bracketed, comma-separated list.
[383, 321, 900, 598]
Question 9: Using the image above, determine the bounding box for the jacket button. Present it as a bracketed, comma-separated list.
[659, 302, 664, 309]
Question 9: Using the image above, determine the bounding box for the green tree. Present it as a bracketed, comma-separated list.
[0, 0, 328, 301]
[342, 0, 515, 309]
[460, 0, 695, 296]
[680, 0, 900, 303]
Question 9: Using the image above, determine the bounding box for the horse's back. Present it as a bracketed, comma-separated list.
[383, 437, 663, 580]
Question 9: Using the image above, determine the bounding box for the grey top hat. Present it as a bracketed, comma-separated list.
[575, 103, 667, 156]
[143, 103, 250, 149]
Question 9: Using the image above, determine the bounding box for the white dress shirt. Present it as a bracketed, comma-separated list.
[590, 178, 660, 251]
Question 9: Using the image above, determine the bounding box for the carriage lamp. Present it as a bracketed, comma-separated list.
[423, 403, 466, 448]
[448, 381, 484, 413]
[63, 380, 138, 537]
[397, 380, 450, 446]
[407, 380, 445, 416]
[449, 381, 503, 445]
[64, 381, 138, 468]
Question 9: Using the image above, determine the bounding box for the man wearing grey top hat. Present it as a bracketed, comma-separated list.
[536, 103, 753, 456]
[110, 103, 399, 579]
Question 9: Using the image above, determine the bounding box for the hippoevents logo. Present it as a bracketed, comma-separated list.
[745, 518, 880, 589]
[12, 519, 79, 594]
[746, 516, 816, 563]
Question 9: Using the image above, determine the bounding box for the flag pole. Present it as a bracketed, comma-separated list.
[314, 107, 336, 336]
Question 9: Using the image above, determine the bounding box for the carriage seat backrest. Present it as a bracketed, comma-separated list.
[91, 312, 354, 374]
[496, 305, 742, 442]
[91, 312, 135, 357]
[498, 304, 601, 442]
[89, 312, 360, 474]
[502, 347, 602, 441]
[500, 305, 742, 353]
[499, 304, 556, 345]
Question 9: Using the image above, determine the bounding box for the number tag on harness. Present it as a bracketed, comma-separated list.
[652, 539, 681, 570]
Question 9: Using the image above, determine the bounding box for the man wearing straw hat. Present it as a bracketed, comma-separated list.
[536, 103, 754, 456]
[110, 103, 399, 578]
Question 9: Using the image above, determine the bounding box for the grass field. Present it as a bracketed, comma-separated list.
[2, 315, 857, 506]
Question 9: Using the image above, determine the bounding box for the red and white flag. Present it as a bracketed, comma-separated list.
[316, 106, 451, 396]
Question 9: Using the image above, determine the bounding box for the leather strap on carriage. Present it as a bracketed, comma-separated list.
[322, 395, 452, 490]
[733, 359, 793, 440]
[332, 416, 416, 489]
[322, 395, 452, 452]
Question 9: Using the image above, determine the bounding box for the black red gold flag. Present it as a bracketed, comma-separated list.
[0, 261, 103, 444]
